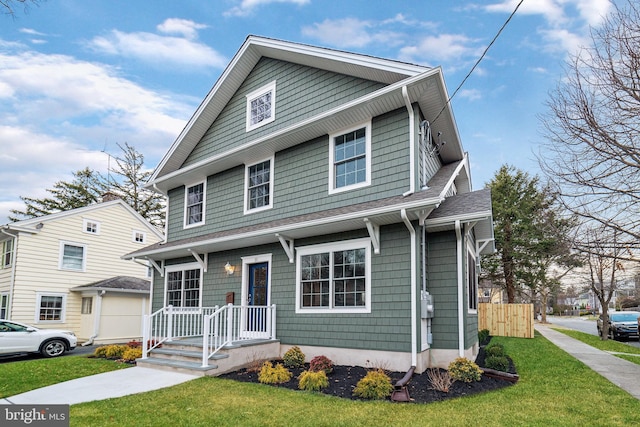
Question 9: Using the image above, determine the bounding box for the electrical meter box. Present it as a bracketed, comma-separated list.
[421, 294, 434, 319]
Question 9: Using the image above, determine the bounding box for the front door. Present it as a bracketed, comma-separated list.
[246, 262, 269, 335]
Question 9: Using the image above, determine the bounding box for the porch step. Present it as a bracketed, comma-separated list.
[137, 357, 218, 376]
[152, 347, 230, 361]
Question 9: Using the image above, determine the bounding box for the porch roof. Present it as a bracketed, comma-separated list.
[71, 276, 151, 294]
[124, 160, 492, 262]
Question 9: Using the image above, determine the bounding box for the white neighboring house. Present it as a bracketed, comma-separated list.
[0, 199, 164, 345]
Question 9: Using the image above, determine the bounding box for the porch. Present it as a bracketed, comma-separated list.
[138, 304, 279, 376]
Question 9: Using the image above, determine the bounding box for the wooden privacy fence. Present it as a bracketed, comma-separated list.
[478, 303, 534, 338]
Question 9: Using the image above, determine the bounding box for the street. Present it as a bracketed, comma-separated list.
[547, 315, 640, 349]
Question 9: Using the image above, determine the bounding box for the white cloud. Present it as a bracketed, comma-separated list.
[157, 18, 207, 40]
[87, 20, 226, 69]
[302, 18, 375, 48]
[224, 0, 310, 17]
[0, 47, 193, 222]
[539, 27, 586, 53]
[459, 89, 482, 101]
[399, 33, 481, 64]
[573, 0, 612, 26]
[484, 0, 566, 25]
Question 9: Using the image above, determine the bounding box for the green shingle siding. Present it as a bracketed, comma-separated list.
[182, 58, 386, 167]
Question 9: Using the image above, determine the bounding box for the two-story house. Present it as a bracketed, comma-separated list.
[125, 36, 494, 374]
[0, 199, 164, 344]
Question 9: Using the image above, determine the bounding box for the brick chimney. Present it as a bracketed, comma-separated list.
[101, 191, 120, 202]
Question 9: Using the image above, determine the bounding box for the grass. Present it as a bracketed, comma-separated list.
[0, 355, 131, 398]
[551, 327, 640, 366]
[63, 333, 640, 427]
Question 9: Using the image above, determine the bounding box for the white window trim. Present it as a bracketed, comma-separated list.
[82, 218, 101, 235]
[35, 292, 67, 324]
[244, 156, 275, 215]
[164, 262, 203, 309]
[184, 180, 206, 229]
[59, 241, 87, 272]
[295, 238, 371, 314]
[328, 121, 372, 194]
[246, 81, 276, 132]
[132, 230, 147, 244]
[3, 238, 14, 268]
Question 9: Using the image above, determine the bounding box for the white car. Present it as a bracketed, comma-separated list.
[0, 319, 77, 358]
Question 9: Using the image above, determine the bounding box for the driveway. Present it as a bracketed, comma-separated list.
[0, 344, 98, 364]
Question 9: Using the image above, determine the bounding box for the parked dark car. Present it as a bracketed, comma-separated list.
[597, 311, 640, 341]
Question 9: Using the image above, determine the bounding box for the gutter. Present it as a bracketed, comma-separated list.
[402, 86, 416, 197]
[83, 290, 105, 346]
[400, 209, 417, 368]
[0, 229, 17, 319]
[455, 220, 464, 357]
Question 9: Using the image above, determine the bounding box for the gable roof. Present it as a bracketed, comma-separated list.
[0, 199, 163, 240]
[71, 276, 150, 294]
[148, 35, 465, 194]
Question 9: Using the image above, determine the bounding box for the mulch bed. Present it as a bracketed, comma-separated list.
[218, 344, 517, 404]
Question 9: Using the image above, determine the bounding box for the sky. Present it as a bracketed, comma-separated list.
[0, 0, 616, 224]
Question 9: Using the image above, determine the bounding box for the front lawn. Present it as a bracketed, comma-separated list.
[68, 333, 640, 426]
[0, 355, 131, 398]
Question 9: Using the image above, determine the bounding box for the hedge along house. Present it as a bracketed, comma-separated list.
[124, 36, 494, 374]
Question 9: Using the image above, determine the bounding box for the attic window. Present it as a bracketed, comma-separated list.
[246, 81, 276, 132]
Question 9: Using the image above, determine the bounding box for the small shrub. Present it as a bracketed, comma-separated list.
[478, 329, 490, 345]
[309, 355, 333, 374]
[258, 361, 292, 385]
[448, 357, 482, 383]
[245, 351, 267, 373]
[104, 345, 129, 359]
[283, 346, 305, 368]
[298, 370, 329, 391]
[93, 346, 108, 358]
[426, 368, 454, 393]
[353, 369, 394, 400]
[485, 343, 505, 357]
[122, 347, 142, 362]
[126, 340, 142, 348]
[485, 355, 510, 372]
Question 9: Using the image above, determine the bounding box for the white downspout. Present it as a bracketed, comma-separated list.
[402, 86, 416, 197]
[401, 209, 417, 368]
[83, 290, 105, 346]
[1, 229, 17, 319]
[455, 220, 464, 357]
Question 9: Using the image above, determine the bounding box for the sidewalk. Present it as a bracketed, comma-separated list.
[0, 367, 198, 405]
[535, 324, 640, 400]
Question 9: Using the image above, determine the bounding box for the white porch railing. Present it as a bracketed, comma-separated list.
[202, 304, 276, 367]
[141, 305, 217, 359]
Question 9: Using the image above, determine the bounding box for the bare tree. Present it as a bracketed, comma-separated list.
[538, 0, 640, 254]
[1, 0, 42, 16]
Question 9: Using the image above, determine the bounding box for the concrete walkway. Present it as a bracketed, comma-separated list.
[535, 324, 640, 400]
[0, 367, 198, 405]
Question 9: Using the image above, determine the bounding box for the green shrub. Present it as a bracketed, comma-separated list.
[485, 343, 505, 357]
[448, 357, 482, 383]
[122, 347, 142, 362]
[258, 361, 292, 385]
[485, 355, 510, 372]
[298, 370, 329, 391]
[283, 346, 305, 368]
[309, 355, 333, 374]
[353, 369, 394, 400]
[478, 329, 490, 345]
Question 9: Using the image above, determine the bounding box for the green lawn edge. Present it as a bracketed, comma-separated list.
[67, 334, 640, 427]
[550, 327, 640, 366]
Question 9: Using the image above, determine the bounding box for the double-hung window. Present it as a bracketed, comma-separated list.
[185, 182, 205, 227]
[245, 157, 273, 213]
[467, 250, 478, 311]
[2, 239, 13, 268]
[329, 122, 371, 193]
[59, 242, 86, 271]
[246, 81, 276, 132]
[296, 239, 371, 313]
[165, 263, 202, 308]
[36, 293, 65, 322]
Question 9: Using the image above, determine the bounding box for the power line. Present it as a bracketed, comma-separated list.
[432, 0, 525, 125]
